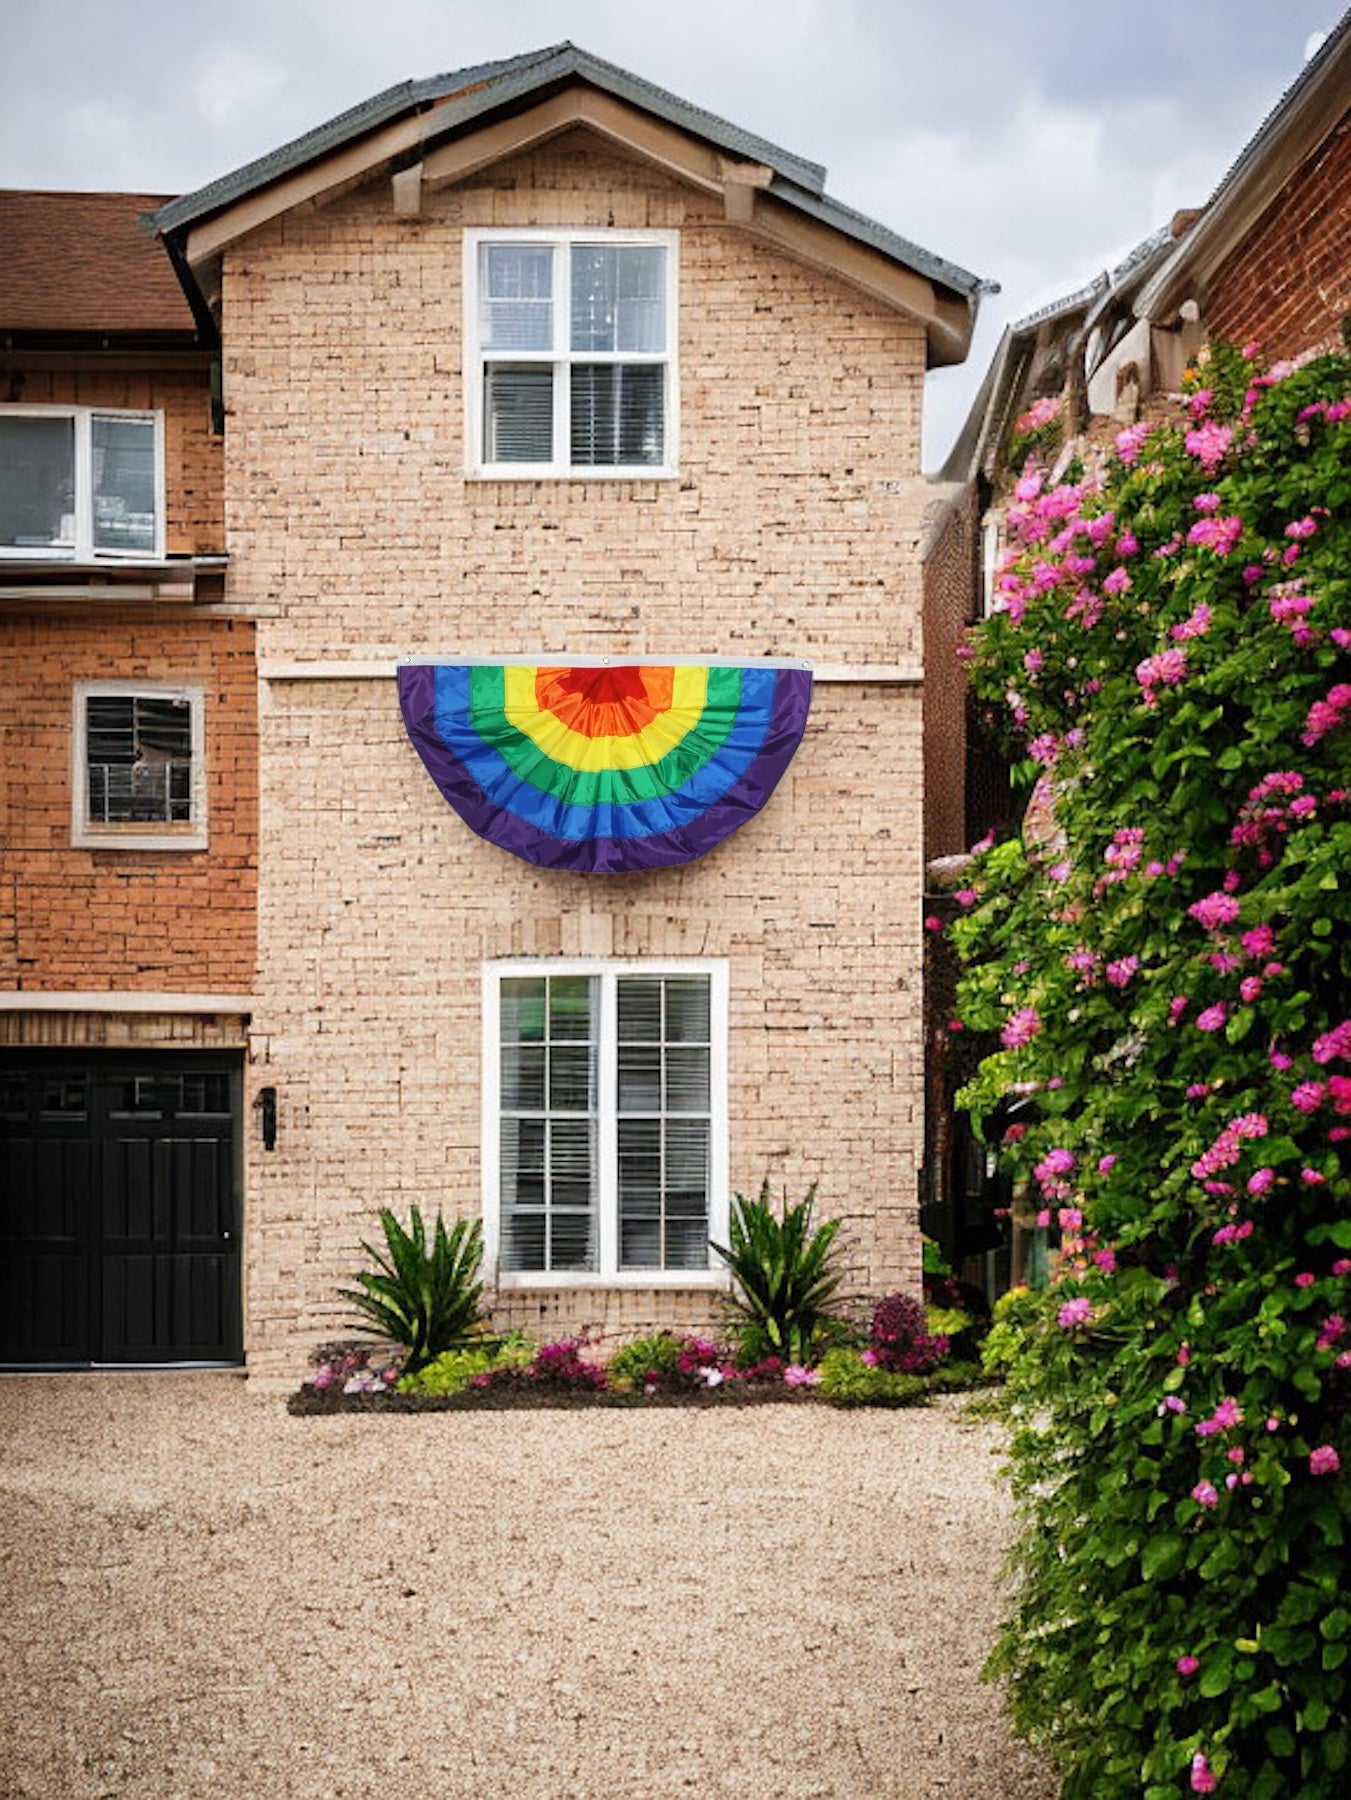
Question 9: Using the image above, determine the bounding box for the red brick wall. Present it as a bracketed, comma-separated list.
[921, 485, 978, 860]
[7, 366, 223, 556]
[1206, 110, 1351, 358]
[0, 613, 256, 990]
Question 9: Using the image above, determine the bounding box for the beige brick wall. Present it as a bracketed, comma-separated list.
[223, 131, 931, 1375]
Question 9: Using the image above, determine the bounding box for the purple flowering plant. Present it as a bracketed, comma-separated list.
[955, 345, 1351, 1797]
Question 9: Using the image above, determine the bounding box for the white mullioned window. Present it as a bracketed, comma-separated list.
[0, 406, 165, 561]
[71, 681, 207, 851]
[482, 960, 728, 1284]
[464, 228, 678, 477]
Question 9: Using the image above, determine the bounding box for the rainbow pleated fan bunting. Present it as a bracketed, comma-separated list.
[397, 658, 813, 872]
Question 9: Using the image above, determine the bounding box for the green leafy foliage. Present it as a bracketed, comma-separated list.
[956, 345, 1351, 1797]
[396, 1331, 532, 1395]
[337, 1205, 485, 1375]
[711, 1181, 849, 1364]
[816, 1347, 929, 1407]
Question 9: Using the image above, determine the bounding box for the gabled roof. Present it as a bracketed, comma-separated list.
[152, 43, 991, 365]
[1135, 11, 1351, 323]
[0, 190, 198, 337]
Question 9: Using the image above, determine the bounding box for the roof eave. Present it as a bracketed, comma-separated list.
[1136, 21, 1351, 324]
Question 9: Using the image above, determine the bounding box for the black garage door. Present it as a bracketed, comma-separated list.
[0, 1052, 243, 1367]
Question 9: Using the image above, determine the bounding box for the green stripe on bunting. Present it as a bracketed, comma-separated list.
[466, 663, 745, 806]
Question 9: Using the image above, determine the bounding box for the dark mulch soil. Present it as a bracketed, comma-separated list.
[287, 1365, 996, 1415]
[287, 1381, 823, 1416]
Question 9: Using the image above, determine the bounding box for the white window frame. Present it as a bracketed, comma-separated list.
[463, 228, 680, 480]
[482, 957, 729, 1287]
[71, 680, 207, 851]
[0, 404, 166, 563]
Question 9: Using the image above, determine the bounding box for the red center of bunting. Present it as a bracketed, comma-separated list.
[535, 665, 675, 738]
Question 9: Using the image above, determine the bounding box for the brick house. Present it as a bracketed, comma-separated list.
[2, 46, 988, 1374]
[918, 13, 1351, 1295]
[0, 192, 256, 1363]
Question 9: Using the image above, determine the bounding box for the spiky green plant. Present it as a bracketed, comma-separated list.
[710, 1182, 847, 1364]
[338, 1206, 484, 1375]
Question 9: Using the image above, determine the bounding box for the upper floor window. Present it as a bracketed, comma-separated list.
[72, 681, 206, 851]
[464, 229, 678, 478]
[0, 406, 164, 561]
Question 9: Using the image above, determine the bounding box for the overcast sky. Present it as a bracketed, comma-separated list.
[2, 0, 1342, 466]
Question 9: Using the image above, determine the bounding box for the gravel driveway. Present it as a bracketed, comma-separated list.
[0, 1376, 1056, 1800]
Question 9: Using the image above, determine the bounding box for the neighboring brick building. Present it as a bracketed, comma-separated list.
[920, 14, 1351, 1299]
[139, 43, 986, 1378]
[1136, 13, 1351, 362]
[0, 192, 256, 1365]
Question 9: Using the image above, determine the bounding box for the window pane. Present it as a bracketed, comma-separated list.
[501, 978, 546, 1043]
[501, 1044, 545, 1111]
[665, 1047, 710, 1114]
[617, 1046, 661, 1113]
[617, 979, 663, 1043]
[550, 1118, 593, 1210]
[92, 415, 156, 553]
[618, 1119, 661, 1214]
[85, 694, 193, 825]
[481, 245, 554, 351]
[549, 1044, 593, 1112]
[665, 1119, 709, 1211]
[664, 978, 710, 1043]
[499, 979, 598, 1272]
[571, 364, 663, 467]
[570, 246, 664, 352]
[663, 1218, 711, 1270]
[550, 1210, 596, 1271]
[503, 1211, 546, 1272]
[549, 976, 592, 1040]
[0, 415, 74, 549]
[484, 365, 554, 463]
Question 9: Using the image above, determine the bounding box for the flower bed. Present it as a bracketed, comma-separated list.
[286, 1331, 992, 1416]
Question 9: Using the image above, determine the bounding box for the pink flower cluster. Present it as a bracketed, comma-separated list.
[1057, 1297, 1094, 1329]
[1115, 422, 1149, 464]
[1188, 890, 1241, 931]
[1184, 420, 1234, 472]
[1187, 512, 1243, 557]
[1136, 646, 1188, 702]
[1190, 1751, 1218, 1794]
[1195, 1396, 1242, 1437]
[1016, 395, 1062, 433]
[1034, 1149, 1076, 1199]
[1269, 583, 1316, 645]
[1313, 1020, 1351, 1064]
[1191, 1112, 1267, 1181]
[1105, 956, 1139, 989]
[1212, 1220, 1254, 1247]
[1001, 1006, 1042, 1050]
[1170, 602, 1212, 641]
[1230, 771, 1321, 864]
[1302, 683, 1351, 746]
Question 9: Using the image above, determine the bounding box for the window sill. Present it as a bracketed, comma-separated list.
[465, 466, 678, 483]
[493, 1269, 730, 1291]
[73, 828, 208, 853]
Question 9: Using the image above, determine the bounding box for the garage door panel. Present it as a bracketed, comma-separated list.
[101, 1251, 234, 1362]
[0, 1053, 242, 1368]
[0, 1140, 92, 1243]
[0, 1251, 89, 1364]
